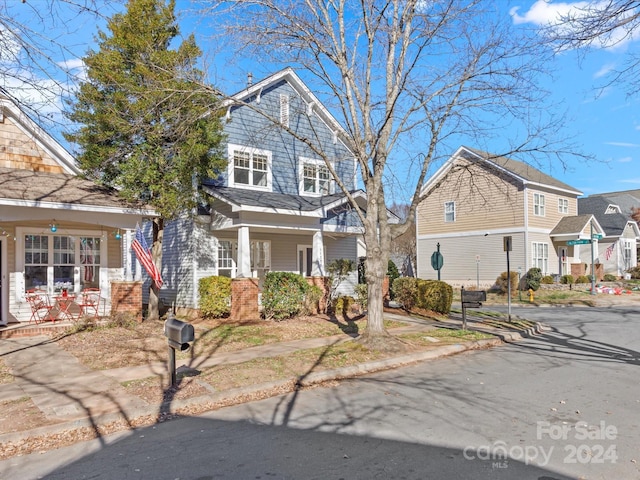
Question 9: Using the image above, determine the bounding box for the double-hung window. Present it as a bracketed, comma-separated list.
[217, 239, 271, 278]
[444, 201, 455, 222]
[534, 193, 545, 216]
[558, 198, 568, 214]
[531, 242, 549, 274]
[228, 144, 272, 190]
[300, 158, 332, 195]
[623, 240, 633, 270]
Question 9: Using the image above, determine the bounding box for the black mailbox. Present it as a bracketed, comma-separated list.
[164, 316, 194, 351]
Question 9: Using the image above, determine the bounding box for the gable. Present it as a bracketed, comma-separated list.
[0, 97, 78, 175]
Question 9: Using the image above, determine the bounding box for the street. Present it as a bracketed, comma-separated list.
[2, 306, 639, 479]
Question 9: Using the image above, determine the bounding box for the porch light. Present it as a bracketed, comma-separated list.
[114, 229, 122, 240]
[50, 222, 57, 233]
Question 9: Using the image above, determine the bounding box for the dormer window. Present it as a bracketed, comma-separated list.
[300, 157, 333, 196]
[228, 144, 272, 191]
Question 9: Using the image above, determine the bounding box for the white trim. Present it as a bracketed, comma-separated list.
[227, 143, 273, 191]
[299, 157, 334, 196]
[0, 198, 155, 216]
[0, 237, 6, 326]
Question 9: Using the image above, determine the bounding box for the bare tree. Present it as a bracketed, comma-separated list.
[201, 0, 582, 350]
[545, 1, 640, 95]
[0, 0, 122, 126]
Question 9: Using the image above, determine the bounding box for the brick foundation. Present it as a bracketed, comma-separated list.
[111, 281, 143, 322]
[231, 277, 260, 320]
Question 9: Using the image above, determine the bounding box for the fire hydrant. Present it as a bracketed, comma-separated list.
[528, 288, 534, 302]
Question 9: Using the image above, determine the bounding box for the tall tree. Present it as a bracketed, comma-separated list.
[65, 0, 226, 320]
[207, 0, 579, 349]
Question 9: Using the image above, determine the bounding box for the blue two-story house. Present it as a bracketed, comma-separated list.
[156, 68, 366, 314]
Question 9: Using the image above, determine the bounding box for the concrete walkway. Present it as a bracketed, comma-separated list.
[0, 312, 543, 450]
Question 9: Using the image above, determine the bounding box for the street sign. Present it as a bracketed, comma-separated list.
[503, 235, 512, 252]
[431, 251, 444, 270]
[591, 234, 603, 240]
[567, 239, 591, 246]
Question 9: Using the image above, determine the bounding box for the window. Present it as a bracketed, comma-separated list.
[534, 193, 545, 216]
[228, 145, 272, 190]
[623, 240, 633, 270]
[280, 94, 289, 127]
[300, 158, 332, 195]
[444, 201, 455, 222]
[558, 198, 569, 214]
[217, 239, 271, 278]
[23, 233, 102, 293]
[532, 242, 549, 274]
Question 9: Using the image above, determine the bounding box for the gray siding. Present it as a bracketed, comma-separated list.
[225, 80, 355, 194]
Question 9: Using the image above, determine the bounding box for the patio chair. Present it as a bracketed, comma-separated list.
[26, 290, 56, 324]
[79, 288, 101, 319]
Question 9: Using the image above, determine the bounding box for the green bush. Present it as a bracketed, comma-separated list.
[354, 284, 368, 310]
[415, 279, 453, 314]
[392, 277, 418, 311]
[576, 275, 590, 284]
[198, 276, 231, 318]
[303, 285, 324, 315]
[541, 275, 554, 284]
[262, 272, 311, 320]
[626, 266, 640, 279]
[495, 271, 519, 295]
[524, 268, 543, 291]
[560, 274, 574, 285]
[333, 296, 355, 316]
[603, 274, 617, 282]
[387, 260, 400, 298]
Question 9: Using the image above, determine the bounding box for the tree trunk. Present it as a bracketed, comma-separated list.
[148, 217, 164, 321]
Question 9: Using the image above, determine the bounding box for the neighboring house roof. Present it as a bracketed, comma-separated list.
[421, 146, 582, 197]
[549, 214, 603, 238]
[222, 67, 354, 155]
[578, 196, 632, 237]
[462, 147, 583, 195]
[0, 167, 152, 214]
[588, 190, 640, 218]
[203, 185, 368, 217]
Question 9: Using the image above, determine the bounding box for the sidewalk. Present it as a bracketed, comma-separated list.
[0, 312, 546, 457]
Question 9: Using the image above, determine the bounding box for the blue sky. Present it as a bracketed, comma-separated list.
[2, 0, 639, 198]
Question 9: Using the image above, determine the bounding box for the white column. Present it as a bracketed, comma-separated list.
[237, 226, 252, 278]
[124, 229, 133, 281]
[311, 231, 325, 276]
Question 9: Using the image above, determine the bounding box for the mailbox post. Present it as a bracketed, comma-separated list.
[164, 314, 195, 387]
[461, 287, 486, 330]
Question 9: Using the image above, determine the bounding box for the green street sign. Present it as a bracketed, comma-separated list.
[431, 251, 444, 270]
[591, 234, 603, 240]
[567, 239, 591, 246]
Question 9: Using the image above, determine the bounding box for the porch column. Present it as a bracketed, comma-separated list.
[237, 226, 251, 278]
[311, 231, 325, 276]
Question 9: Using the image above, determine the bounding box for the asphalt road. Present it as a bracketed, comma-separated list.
[2, 306, 639, 480]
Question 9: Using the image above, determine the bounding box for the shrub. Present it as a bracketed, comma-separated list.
[626, 266, 640, 279]
[354, 284, 368, 310]
[603, 274, 617, 282]
[198, 276, 231, 318]
[541, 275, 554, 284]
[333, 296, 355, 316]
[495, 271, 519, 295]
[392, 277, 418, 311]
[560, 274, 574, 285]
[415, 279, 453, 314]
[387, 260, 400, 298]
[524, 268, 543, 291]
[303, 285, 324, 315]
[575, 275, 590, 284]
[262, 272, 311, 320]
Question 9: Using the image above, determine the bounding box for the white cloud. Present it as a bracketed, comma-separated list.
[620, 178, 640, 184]
[605, 142, 640, 148]
[594, 62, 616, 79]
[618, 156, 633, 163]
[511, 1, 638, 50]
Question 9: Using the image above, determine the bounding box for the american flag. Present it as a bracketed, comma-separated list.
[604, 243, 615, 261]
[132, 223, 163, 288]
